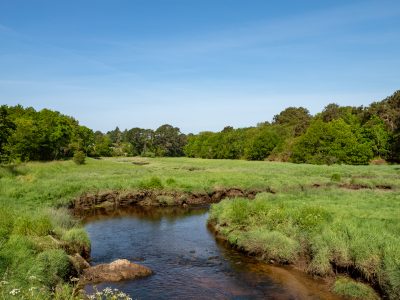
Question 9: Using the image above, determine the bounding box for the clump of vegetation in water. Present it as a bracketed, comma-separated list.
[333, 277, 379, 300]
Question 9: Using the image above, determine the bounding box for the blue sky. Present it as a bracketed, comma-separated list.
[1, 0, 399, 133]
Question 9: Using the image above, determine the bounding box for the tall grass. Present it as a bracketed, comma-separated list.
[0, 157, 399, 299]
[0, 204, 89, 298]
[209, 190, 400, 299]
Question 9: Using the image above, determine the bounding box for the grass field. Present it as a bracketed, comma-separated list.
[0, 157, 399, 299]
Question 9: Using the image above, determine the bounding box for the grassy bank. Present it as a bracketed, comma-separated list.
[0, 157, 399, 298]
[209, 190, 400, 299]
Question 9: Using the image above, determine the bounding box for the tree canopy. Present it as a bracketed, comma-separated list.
[1, 90, 399, 165]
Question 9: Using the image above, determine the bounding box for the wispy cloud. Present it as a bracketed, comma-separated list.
[88, 1, 399, 61]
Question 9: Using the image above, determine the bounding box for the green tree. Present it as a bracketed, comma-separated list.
[319, 104, 363, 126]
[273, 107, 311, 136]
[72, 125, 95, 155]
[124, 127, 154, 155]
[244, 126, 279, 160]
[153, 124, 186, 157]
[93, 131, 112, 157]
[107, 127, 122, 144]
[291, 119, 373, 165]
[360, 116, 391, 158]
[0, 106, 16, 162]
[366, 90, 400, 161]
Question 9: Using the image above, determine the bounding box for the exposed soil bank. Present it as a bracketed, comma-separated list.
[72, 187, 274, 212]
[311, 183, 393, 190]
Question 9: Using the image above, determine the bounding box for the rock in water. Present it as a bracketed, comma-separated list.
[80, 259, 152, 284]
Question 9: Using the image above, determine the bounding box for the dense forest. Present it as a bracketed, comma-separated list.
[1, 90, 399, 165]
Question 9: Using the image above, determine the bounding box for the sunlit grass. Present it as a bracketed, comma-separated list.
[0, 157, 399, 299]
[209, 189, 400, 299]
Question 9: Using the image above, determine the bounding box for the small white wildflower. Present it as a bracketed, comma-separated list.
[88, 295, 95, 300]
[29, 286, 38, 292]
[95, 291, 103, 296]
[103, 287, 112, 295]
[117, 292, 126, 297]
[28, 275, 37, 281]
[9, 288, 20, 295]
[0, 280, 8, 285]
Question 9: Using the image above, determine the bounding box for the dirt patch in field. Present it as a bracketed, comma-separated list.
[72, 187, 274, 213]
[339, 183, 392, 190]
[311, 183, 392, 190]
[132, 161, 149, 165]
[375, 184, 392, 190]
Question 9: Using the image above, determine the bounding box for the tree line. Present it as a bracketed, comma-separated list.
[185, 90, 400, 164]
[1, 91, 399, 164]
[0, 105, 186, 162]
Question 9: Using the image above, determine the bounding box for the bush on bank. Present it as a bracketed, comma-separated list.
[0, 207, 90, 299]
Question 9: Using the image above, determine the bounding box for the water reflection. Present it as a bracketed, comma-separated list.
[84, 207, 341, 300]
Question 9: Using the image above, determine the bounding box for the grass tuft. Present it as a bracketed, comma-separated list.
[139, 176, 163, 189]
[61, 228, 90, 254]
[333, 277, 379, 299]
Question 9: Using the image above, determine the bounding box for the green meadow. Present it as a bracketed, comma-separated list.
[0, 157, 399, 299]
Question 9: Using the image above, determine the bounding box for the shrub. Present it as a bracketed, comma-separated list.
[331, 173, 341, 182]
[36, 249, 71, 287]
[139, 176, 163, 189]
[72, 151, 85, 165]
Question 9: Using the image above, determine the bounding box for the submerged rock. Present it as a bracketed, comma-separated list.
[80, 259, 152, 284]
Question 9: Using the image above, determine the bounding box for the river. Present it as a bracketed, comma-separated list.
[83, 206, 341, 300]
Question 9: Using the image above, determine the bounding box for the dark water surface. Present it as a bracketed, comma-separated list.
[83, 207, 340, 300]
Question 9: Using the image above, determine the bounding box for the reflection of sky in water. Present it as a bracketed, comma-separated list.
[84, 207, 339, 300]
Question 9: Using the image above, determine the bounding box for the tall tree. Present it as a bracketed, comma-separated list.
[153, 124, 186, 157]
[291, 119, 373, 165]
[0, 106, 16, 162]
[273, 107, 311, 136]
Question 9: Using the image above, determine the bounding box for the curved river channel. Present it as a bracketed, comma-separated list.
[83, 206, 342, 300]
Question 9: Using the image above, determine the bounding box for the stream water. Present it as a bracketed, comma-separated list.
[83, 206, 341, 300]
